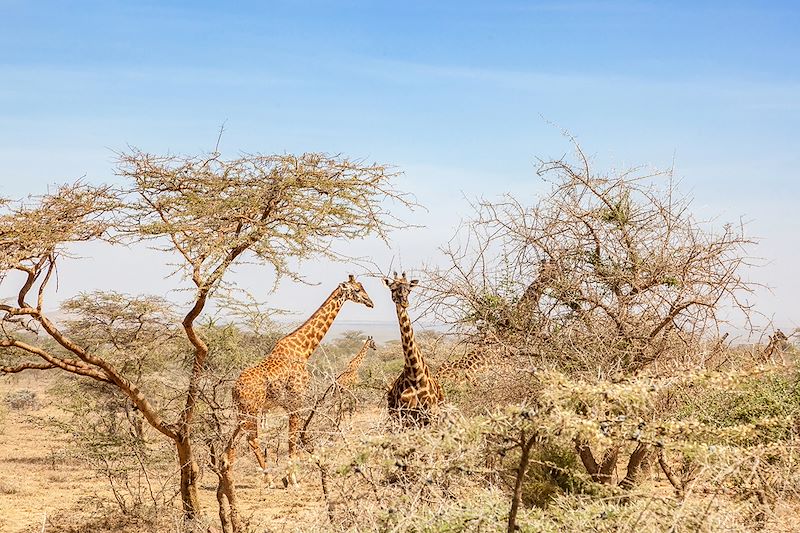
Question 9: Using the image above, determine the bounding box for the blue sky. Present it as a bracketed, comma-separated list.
[1, 1, 798, 333]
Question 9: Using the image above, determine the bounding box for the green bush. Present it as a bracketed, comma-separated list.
[521, 443, 595, 508]
[678, 370, 800, 443]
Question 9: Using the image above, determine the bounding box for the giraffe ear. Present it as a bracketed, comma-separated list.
[410, 279, 419, 287]
[383, 278, 392, 287]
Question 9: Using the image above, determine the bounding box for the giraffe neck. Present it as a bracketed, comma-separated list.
[517, 281, 540, 308]
[287, 286, 345, 357]
[346, 343, 370, 373]
[396, 304, 427, 381]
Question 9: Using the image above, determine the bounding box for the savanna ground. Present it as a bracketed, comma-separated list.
[0, 371, 377, 532]
[2, 332, 800, 532]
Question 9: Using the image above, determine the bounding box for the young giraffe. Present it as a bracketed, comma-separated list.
[232, 275, 374, 484]
[333, 336, 377, 419]
[336, 336, 377, 389]
[384, 272, 444, 425]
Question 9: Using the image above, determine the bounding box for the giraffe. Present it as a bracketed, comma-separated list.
[437, 262, 553, 385]
[435, 338, 519, 386]
[336, 336, 377, 389]
[299, 336, 378, 449]
[762, 329, 789, 363]
[333, 336, 377, 419]
[384, 272, 444, 425]
[436, 347, 497, 384]
[231, 275, 374, 484]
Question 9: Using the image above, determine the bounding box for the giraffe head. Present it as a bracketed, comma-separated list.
[383, 271, 419, 308]
[366, 336, 377, 350]
[339, 274, 374, 308]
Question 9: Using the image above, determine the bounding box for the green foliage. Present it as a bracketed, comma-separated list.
[598, 191, 632, 226]
[200, 319, 279, 373]
[118, 150, 413, 284]
[312, 362, 800, 532]
[678, 369, 800, 444]
[520, 444, 595, 508]
[61, 291, 181, 381]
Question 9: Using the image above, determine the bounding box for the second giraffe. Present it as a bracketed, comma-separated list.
[384, 272, 444, 425]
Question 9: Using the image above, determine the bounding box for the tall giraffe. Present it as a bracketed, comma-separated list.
[384, 272, 444, 424]
[336, 336, 377, 389]
[232, 275, 374, 483]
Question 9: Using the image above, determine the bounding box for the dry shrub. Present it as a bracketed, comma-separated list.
[4, 388, 39, 410]
[0, 399, 6, 432]
[0, 478, 19, 494]
[422, 141, 755, 383]
[297, 361, 800, 532]
[47, 377, 178, 520]
[18, 504, 180, 533]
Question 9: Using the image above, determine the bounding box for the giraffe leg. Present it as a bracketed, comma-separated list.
[282, 412, 300, 488]
[240, 419, 274, 486]
[246, 431, 267, 471]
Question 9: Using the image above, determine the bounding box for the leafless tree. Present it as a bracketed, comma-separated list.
[422, 139, 757, 489]
[424, 139, 755, 377]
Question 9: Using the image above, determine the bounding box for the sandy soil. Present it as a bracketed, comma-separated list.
[0, 374, 370, 532]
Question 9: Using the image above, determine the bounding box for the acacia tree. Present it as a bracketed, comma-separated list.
[423, 140, 755, 488]
[425, 142, 754, 374]
[0, 150, 411, 525]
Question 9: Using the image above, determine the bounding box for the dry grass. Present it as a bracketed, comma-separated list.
[2, 349, 800, 533]
[0, 373, 377, 532]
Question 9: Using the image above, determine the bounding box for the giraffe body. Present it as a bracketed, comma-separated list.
[232, 276, 373, 480]
[384, 273, 444, 425]
[436, 348, 500, 384]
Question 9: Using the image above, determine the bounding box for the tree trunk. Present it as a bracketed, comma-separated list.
[215, 479, 231, 533]
[211, 433, 243, 533]
[619, 442, 649, 490]
[508, 431, 536, 533]
[220, 448, 242, 533]
[598, 445, 620, 484]
[176, 434, 202, 520]
[575, 441, 619, 484]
